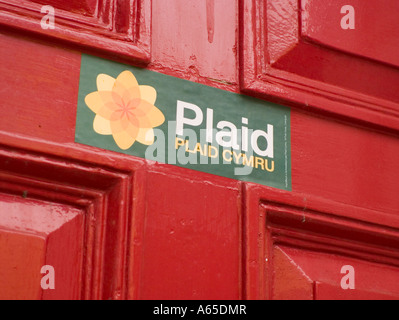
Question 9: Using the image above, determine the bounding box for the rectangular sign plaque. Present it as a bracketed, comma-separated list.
[75, 54, 291, 191]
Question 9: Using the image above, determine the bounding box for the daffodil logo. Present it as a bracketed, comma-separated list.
[84, 71, 165, 150]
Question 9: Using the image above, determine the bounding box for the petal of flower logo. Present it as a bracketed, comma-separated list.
[84, 71, 165, 150]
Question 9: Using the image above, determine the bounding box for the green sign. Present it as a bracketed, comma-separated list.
[75, 54, 291, 191]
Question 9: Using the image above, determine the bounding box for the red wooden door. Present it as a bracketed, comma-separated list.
[0, 193, 84, 299]
[0, 0, 398, 300]
[242, 0, 399, 300]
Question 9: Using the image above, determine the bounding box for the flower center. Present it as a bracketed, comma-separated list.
[116, 99, 140, 120]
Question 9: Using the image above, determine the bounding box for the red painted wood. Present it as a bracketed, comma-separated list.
[240, 0, 399, 133]
[0, 0, 398, 300]
[315, 282, 399, 300]
[0, 30, 81, 143]
[0, 192, 84, 299]
[0, 232, 45, 299]
[272, 246, 314, 300]
[275, 246, 399, 300]
[150, 0, 238, 90]
[0, 0, 151, 63]
[138, 166, 242, 299]
[30, 0, 98, 15]
[302, 0, 399, 68]
[0, 132, 147, 299]
[244, 187, 399, 300]
[291, 110, 399, 215]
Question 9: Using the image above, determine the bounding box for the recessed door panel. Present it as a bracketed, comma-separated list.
[0, 193, 84, 300]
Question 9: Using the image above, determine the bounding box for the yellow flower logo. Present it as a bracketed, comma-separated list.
[85, 71, 165, 150]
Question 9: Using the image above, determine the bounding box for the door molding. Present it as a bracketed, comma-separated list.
[0, 130, 147, 299]
[243, 183, 399, 299]
[239, 0, 399, 134]
[0, 0, 151, 64]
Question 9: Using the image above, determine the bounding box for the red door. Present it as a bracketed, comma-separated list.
[242, 0, 399, 300]
[0, 0, 398, 300]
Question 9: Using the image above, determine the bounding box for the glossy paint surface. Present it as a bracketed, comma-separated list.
[302, 0, 399, 67]
[0, 0, 398, 299]
[0, 193, 84, 299]
[241, 0, 399, 132]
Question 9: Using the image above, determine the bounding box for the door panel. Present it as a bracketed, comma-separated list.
[240, 0, 399, 132]
[302, 0, 399, 67]
[273, 246, 399, 300]
[0, 31, 80, 143]
[0, 0, 151, 63]
[0, 231, 45, 299]
[139, 167, 241, 300]
[0, 0, 398, 300]
[0, 192, 84, 299]
[315, 282, 399, 300]
[0, 133, 146, 299]
[29, 0, 97, 15]
[244, 184, 399, 300]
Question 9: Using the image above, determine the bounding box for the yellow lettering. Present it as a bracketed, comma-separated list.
[193, 143, 204, 156]
[255, 157, 264, 170]
[175, 137, 185, 149]
[202, 144, 208, 157]
[208, 146, 218, 158]
[222, 150, 232, 162]
[232, 151, 242, 164]
[185, 141, 197, 153]
[242, 154, 254, 167]
[265, 159, 275, 172]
